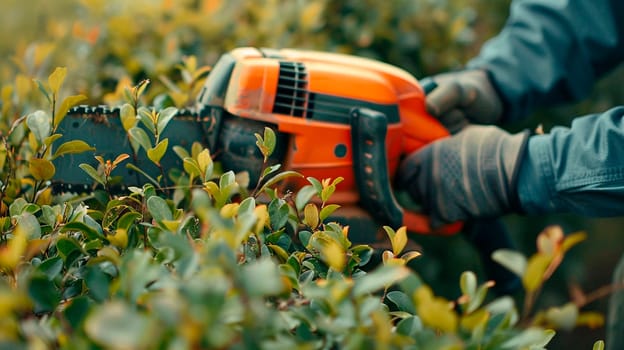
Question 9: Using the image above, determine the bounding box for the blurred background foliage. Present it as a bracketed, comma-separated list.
[1, 0, 623, 348]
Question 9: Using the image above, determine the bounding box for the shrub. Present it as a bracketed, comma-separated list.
[0, 1, 618, 348]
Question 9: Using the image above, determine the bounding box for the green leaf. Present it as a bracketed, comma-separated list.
[85, 265, 110, 302]
[268, 199, 289, 230]
[27, 110, 51, 144]
[219, 170, 236, 189]
[28, 273, 61, 313]
[48, 66, 67, 94]
[64, 296, 91, 329]
[299, 230, 312, 247]
[544, 303, 578, 331]
[128, 126, 152, 151]
[79, 163, 105, 185]
[117, 211, 142, 230]
[147, 138, 168, 165]
[85, 301, 156, 349]
[395, 316, 423, 337]
[183, 158, 201, 177]
[255, 127, 276, 161]
[492, 249, 527, 277]
[353, 265, 410, 297]
[319, 204, 340, 221]
[56, 236, 83, 262]
[55, 94, 87, 128]
[156, 107, 178, 134]
[307, 177, 323, 196]
[386, 290, 416, 314]
[262, 164, 281, 178]
[147, 196, 173, 222]
[241, 258, 284, 297]
[34, 79, 51, 104]
[258, 171, 303, 194]
[52, 140, 95, 159]
[37, 256, 63, 280]
[460, 271, 477, 298]
[295, 185, 317, 211]
[501, 328, 555, 349]
[61, 221, 105, 240]
[137, 107, 156, 134]
[16, 212, 41, 239]
[173, 145, 190, 160]
[29, 158, 56, 180]
[593, 340, 605, 350]
[120, 103, 137, 131]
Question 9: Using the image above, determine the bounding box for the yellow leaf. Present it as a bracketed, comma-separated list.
[55, 94, 87, 128]
[300, 1, 325, 31]
[108, 228, 128, 249]
[161, 220, 180, 233]
[0, 224, 28, 270]
[318, 237, 346, 271]
[401, 250, 422, 263]
[414, 286, 458, 333]
[303, 203, 319, 228]
[576, 311, 605, 329]
[48, 67, 67, 95]
[392, 226, 407, 255]
[522, 254, 551, 292]
[120, 104, 136, 131]
[197, 149, 213, 180]
[147, 138, 169, 165]
[460, 309, 490, 331]
[29, 158, 56, 181]
[15, 75, 32, 101]
[561, 231, 587, 253]
[254, 205, 269, 233]
[34, 43, 55, 68]
[220, 203, 239, 219]
[35, 188, 52, 206]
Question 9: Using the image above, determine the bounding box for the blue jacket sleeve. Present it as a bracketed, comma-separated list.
[517, 107, 624, 216]
[467, 0, 624, 122]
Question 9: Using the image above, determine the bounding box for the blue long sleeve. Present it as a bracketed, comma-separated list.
[467, 0, 624, 122]
[464, 0, 624, 216]
[517, 107, 624, 215]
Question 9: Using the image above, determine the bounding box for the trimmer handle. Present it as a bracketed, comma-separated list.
[350, 107, 521, 294]
[349, 107, 460, 235]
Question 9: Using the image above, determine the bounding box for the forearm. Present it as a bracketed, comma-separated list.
[468, 0, 624, 122]
[517, 107, 624, 215]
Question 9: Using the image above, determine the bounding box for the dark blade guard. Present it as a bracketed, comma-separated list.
[52, 106, 214, 192]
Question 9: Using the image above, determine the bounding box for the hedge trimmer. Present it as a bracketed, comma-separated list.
[53, 47, 519, 293]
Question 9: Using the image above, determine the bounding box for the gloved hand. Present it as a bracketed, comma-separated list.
[425, 69, 503, 133]
[396, 125, 530, 228]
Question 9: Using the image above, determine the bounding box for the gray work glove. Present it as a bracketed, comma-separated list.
[425, 69, 503, 133]
[395, 125, 530, 228]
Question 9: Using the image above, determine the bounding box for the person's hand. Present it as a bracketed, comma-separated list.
[425, 69, 503, 133]
[395, 125, 529, 228]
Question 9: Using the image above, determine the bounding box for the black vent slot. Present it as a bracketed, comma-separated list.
[273, 61, 307, 117]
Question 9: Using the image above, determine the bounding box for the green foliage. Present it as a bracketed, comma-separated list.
[0, 70, 608, 347]
[0, 0, 618, 348]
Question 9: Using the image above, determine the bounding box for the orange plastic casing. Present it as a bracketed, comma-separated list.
[221, 47, 461, 235]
